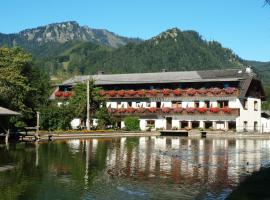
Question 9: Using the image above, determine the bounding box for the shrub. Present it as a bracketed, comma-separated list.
[55, 91, 63, 97]
[124, 117, 140, 131]
[63, 91, 71, 98]
[99, 90, 106, 96]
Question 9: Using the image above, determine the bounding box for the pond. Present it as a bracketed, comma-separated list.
[1, 137, 270, 200]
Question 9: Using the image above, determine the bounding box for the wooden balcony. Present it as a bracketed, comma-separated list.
[109, 107, 240, 118]
[100, 88, 239, 99]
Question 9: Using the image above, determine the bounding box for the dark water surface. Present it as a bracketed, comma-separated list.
[1, 137, 270, 200]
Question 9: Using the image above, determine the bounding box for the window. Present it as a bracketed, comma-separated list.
[172, 101, 182, 108]
[205, 101, 210, 108]
[136, 102, 141, 108]
[156, 102, 161, 108]
[194, 101, 200, 108]
[243, 121, 248, 132]
[254, 101, 258, 111]
[254, 121, 258, 132]
[128, 102, 132, 107]
[146, 102, 151, 107]
[117, 102, 122, 108]
[146, 120, 155, 129]
[217, 100, 229, 108]
[244, 100, 248, 110]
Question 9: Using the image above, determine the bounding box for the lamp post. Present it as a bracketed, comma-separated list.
[86, 76, 90, 130]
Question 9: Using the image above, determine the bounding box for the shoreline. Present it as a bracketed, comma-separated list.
[21, 131, 270, 142]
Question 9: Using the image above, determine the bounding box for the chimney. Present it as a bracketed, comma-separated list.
[98, 71, 105, 75]
[162, 69, 167, 72]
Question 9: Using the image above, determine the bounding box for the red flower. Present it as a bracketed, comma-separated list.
[222, 107, 231, 113]
[108, 90, 116, 97]
[197, 107, 207, 113]
[148, 107, 157, 113]
[210, 88, 221, 95]
[148, 90, 158, 96]
[99, 90, 106, 96]
[224, 87, 236, 94]
[137, 108, 146, 113]
[162, 107, 171, 113]
[63, 92, 71, 98]
[55, 91, 63, 97]
[209, 107, 220, 113]
[117, 90, 126, 97]
[173, 107, 183, 113]
[137, 90, 146, 96]
[162, 89, 171, 96]
[197, 89, 207, 95]
[186, 107, 196, 113]
[127, 107, 136, 113]
[127, 90, 137, 96]
[117, 108, 126, 113]
[186, 89, 197, 96]
[173, 89, 182, 96]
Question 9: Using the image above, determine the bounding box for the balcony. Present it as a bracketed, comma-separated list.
[99, 88, 239, 99]
[108, 107, 240, 117]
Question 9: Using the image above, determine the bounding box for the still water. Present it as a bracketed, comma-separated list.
[1, 137, 270, 200]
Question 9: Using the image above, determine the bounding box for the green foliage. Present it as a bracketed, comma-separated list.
[124, 117, 140, 131]
[0, 47, 50, 127]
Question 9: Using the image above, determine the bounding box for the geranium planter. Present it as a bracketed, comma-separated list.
[63, 92, 71, 98]
[137, 90, 146, 96]
[197, 107, 207, 113]
[99, 90, 106, 96]
[117, 108, 126, 113]
[127, 107, 136, 113]
[148, 90, 158, 96]
[127, 90, 137, 96]
[162, 107, 171, 113]
[210, 88, 221, 95]
[137, 108, 146, 113]
[173, 89, 182, 96]
[108, 90, 116, 97]
[117, 90, 126, 97]
[197, 89, 207, 95]
[222, 107, 231, 113]
[186, 89, 197, 96]
[162, 89, 171, 96]
[148, 107, 157, 113]
[210, 107, 220, 113]
[173, 107, 183, 113]
[55, 91, 63, 97]
[224, 87, 236, 94]
[186, 107, 196, 113]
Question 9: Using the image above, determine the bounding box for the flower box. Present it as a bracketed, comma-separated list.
[117, 108, 126, 113]
[137, 108, 146, 113]
[224, 87, 236, 94]
[186, 89, 197, 96]
[173, 107, 183, 113]
[127, 90, 137, 96]
[162, 107, 171, 113]
[197, 89, 207, 95]
[108, 90, 116, 97]
[197, 107, 207, 113]
[117, 90, 126, 97]
[55, 91, 63, 97]
[148, 107, 157, 113]
[148, 90, 158, 96]
[209, 107, 220, 113]
[222, 107, 231, 113]
[173, 89, 182, 96]
[186, 107, 196, 113]
[99, 90, 106, 96]
[63, 92, 71, 98]
[127, 107, 136, 113]
[162, 89, 171, 96]
[210, 88, 221, 95]
[137, 90, 146, 96]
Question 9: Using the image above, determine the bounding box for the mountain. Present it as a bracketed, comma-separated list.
[0, 21, 141, 57]
[63, 28, 246, 75]
[247, 60, 270, 84]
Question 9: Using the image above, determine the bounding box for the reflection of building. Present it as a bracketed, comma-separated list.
[52, 68, 266, 132]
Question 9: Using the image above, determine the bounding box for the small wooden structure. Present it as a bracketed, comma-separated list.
[0, 106, 21, 143]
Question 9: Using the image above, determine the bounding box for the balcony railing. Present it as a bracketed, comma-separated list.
[99, 88, 239, 99]
[108, 107, 240, 117]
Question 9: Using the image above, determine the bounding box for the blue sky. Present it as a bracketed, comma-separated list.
[1, 0, 270, 61]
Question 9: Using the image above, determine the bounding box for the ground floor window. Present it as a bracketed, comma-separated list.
[204, 121, 212, 129]
[191, 121, 200, 129]
[228, 121, 236, 130]
[254, 121, 258, 132]
[180, 121, 188, 129]
[216, 121, 225, 130]
[243, 121, 248, 132]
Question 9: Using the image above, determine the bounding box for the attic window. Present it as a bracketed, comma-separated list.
[244, 100, 248, 110]
[254, 101, 258, 111]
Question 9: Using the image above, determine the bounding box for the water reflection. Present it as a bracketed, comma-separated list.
[1, 137, 270, 200]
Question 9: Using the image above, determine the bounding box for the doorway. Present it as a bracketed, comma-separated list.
[166, 117, 172, 130]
